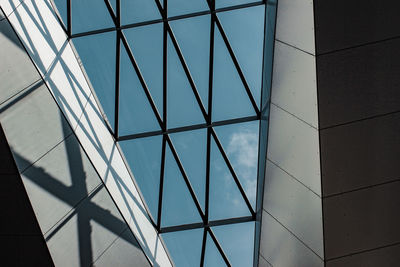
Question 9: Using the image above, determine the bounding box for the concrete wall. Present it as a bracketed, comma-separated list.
[0, 0, 172, 265]
[261, 0, 400, 266]
[0, 5, 149, 266]
[259, 0, 324, 266]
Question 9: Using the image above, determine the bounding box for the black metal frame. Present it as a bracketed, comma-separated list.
[57, 0, 274, 266]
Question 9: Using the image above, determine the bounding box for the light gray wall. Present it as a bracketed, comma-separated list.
[0, 8, 149, 267]
[259, 0, 324, 266]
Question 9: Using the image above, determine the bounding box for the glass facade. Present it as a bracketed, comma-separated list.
[52, 0, 276, 266]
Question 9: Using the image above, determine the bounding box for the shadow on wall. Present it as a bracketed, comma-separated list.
[1, 0, 159, 265]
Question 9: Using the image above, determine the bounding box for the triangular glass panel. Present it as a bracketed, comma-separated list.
[167, 35, 205, 129]
[209, 136, 252, 220]
[216, 0, 259, 9]
[53, 0, 67, 28]
[119, 43, 161, 136]
[212, 222, 255, 267]
[218, 6, 265, 108]
[213, 121, 259, 209]
[121, 0, 161, 26]
[119, 135, 162, 223]
[124, 23, 163, 118]
[204, 232, 227, 267]
[168, 0, 209, 17]
[109, 0, 117, 16]
[73, 32, 116, 130]
[169, 129, 207, 211]
[212, 25, 256, 122]
[161, 228, 203, 267]
[71, 0, 114, 34]
[161, 143, 202, 227]
[169, 15, 210, 111]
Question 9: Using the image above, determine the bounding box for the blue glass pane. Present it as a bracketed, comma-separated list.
[73, 32, 116, 130]
[204, 232, 227, 267]
[218, 6, 265, 108]
[119, 43, 161, 136]
[213, 121, 259, 209]
[170, 129, 207, 211]
[168, 0, 208, 17]
[161, 143, 202, 227]
[109, 0, 117, 15]
[212, 222, 255, 267]
[162, 228, 203, 267]
[53, 0, 67, 27]
[216, 0, 259, 9]
[71, 1, 114, 34]
[124, 24, 163, 118]
[209, 136, 251, 220]
[170, 15, 210, 111]
[121, 0, 161, 26]
[212, 26, 255, 122]
[119, 135, 162, 222]
[167, 35, 205, 129]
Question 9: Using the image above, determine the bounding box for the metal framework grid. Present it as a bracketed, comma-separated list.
[52, 0, 277, 266]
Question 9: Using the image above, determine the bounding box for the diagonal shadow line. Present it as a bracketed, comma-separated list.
[4, 0, 162, 265]
[13, 150, 141, 250]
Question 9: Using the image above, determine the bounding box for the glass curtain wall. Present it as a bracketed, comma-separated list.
[51, 0, 276, 266]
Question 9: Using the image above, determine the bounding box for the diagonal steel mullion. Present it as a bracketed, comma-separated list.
[154, 0, 208, 123]
[211, 128, 255, 216]
[156, 135, 167, 230]
[166, 25, 208, 121]
[166, 136, 206, 222]
[214, 18, 260, 116]
[120, 33, 164, 130]
[208, 227, 231, 266]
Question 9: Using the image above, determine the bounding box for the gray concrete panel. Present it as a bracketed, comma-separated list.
[0, 18, 40, 105]
[259, 256, 272, 267]
[260, 211, 323, 267]
[45, 185, 129, 267]
[317, 38, 400, 128]
[0, 8, 4, 20]
[315, 0, 400, 54]
[320, 112, 400, 196]
[267, 104, 321, 195]
[323, 181, 400, 259]
[0, 84, 72, 172]
[271, 41, 318, 128]
[93, 228, 150, 267]
[264, 160, 324, 258]
[21, 134, 102, 234]
[275, 0, 315, 54]
[326, 244, 400, 267]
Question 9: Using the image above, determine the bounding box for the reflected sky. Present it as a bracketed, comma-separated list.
[54, 0, 273, 265]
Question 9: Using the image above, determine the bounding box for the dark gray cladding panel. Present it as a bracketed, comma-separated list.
[326, 243, 400, 267]
[0, 236, 54, 267]
[317, 38, 400, 129]
[0, 125, 54, 266]
[314, 0, 400, 54]
[323, 181, 400, 260]
[320, 112, 400, 196]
